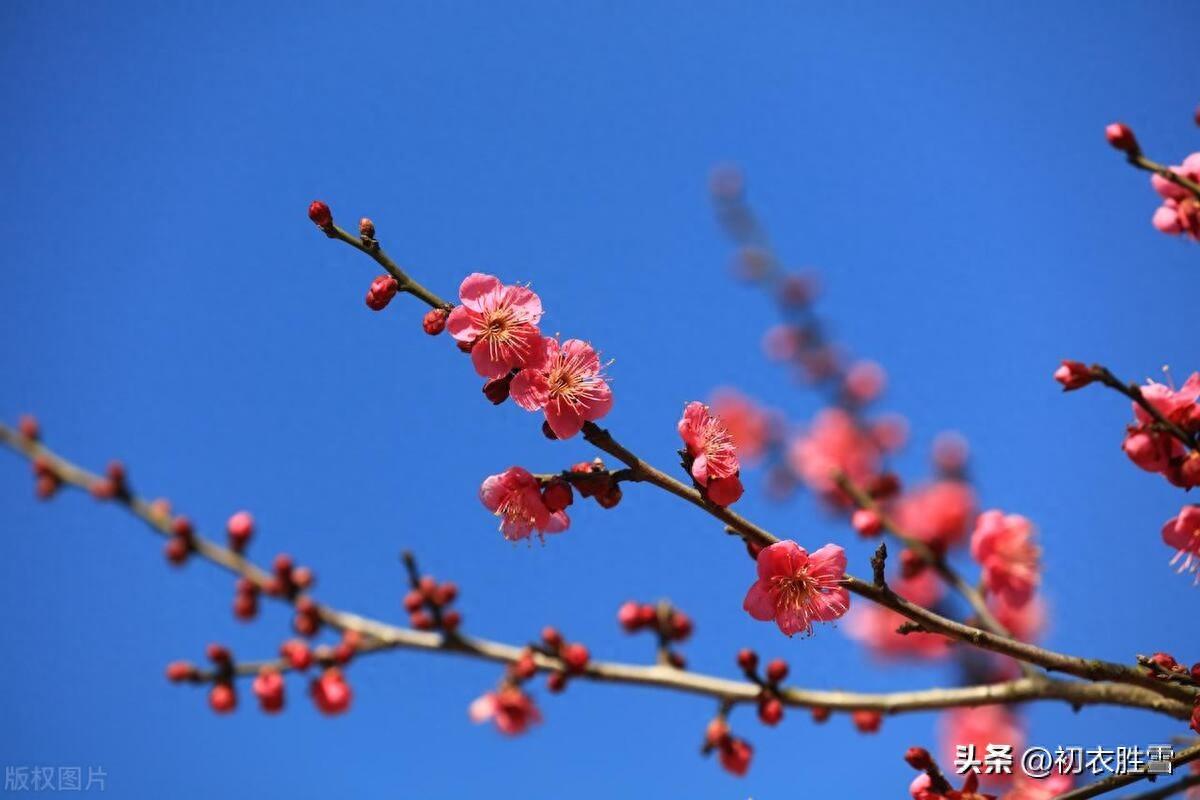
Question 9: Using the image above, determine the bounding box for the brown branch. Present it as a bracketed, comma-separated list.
[314, 228, 1196, 704]
[1113, 771, 1200, 800]
[0, 423, 1191, 723]
[833, 470, 1038, 679]
[1053, 742, 1200, 800]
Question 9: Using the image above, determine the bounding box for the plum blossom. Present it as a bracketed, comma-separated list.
[446, 273, 546, 378]
[469, 687, 541, 735]
[894, 481, 977, 552]
[788, 408, 881, 502]
[940, 706, 1024, 789]
[510, 337, 612, 439]
[743, 540, 849, 636]
[709, 388, 778, 463]
[970, 511, 1040, 607]
[1162, 504, 1200, 582]
[1150, 153, 1200, 241]
[1122, 372, 1200, 487]
[847, 571, 951, 660]
[678, 401, 744, 506]
[480, 467, 568, 541]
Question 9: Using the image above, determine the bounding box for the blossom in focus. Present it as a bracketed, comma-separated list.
[446, 273, 546, 378]
[743, 540, 849, 636]
[894, 480, 977, 552]
[1162, 504, 1200, 581]
[709, 388, 778, 463]
[1149, 153, 1200, 240]
[469, 687, 541, 735]
[970, 511, 1040, 607]
[480, 466, 568, 541]
[1122, 372, 1200, 485]
[678, 401, 744, 506]
[788, 408, 881, 501]
[510, 337, 613, 439]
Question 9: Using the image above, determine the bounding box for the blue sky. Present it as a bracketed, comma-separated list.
[1, 2, 1197, 797]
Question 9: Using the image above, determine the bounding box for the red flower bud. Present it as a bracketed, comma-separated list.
[232, 592, 257, 620]
[905, 746, 933, 770]
[669, 610, 693, 641]
[1104, 122, 1139, 155]
[281, 640, 313, 671]
[736, 648, 758, 673]
[311, 668, 352, 716]
[423, 307, 449, 335]
[810, 706, 831, 723]
[18, 414, 40, 440]
[402, 590, 424, 613]
[410, 610, 434, 630]
[546, 670, 568, 693]
[852, 709, 882, 733]
[441, 609, 462, 632]
[483, 374, 513, 405]
[512, 649, 537, 681]
[561, 643, 589, 674]
[757, 697, 783, 726]
[765, 658, 789, 684]
[164, 537, 190, 565]
[436, 581, 458, 606]
[667, 651, 687, 669]
[226, 511, 254, 552]
[358, 217, 375, 239]
[171, 516, 194, 541]
[165, 661, 195, 682]
[206, 643, 231, 664]
[291, 566, 315, 590]
[208, 683, 237, 714]
[1054, 360, 1095, 391]
[541, 626, 563, 650]
[541, 478, 574, 513]
[705, 718, 730, 748]
[596, 484, 623, 509]
[252, 667, 285, 713]
[617, 601, 643, 631]
[365, 275, 399, 311]
[308, 200, 333, 229]
[852, 508, 883, 537]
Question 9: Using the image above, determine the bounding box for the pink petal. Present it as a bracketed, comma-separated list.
[1152, 172, 1190, 201]
[809, 587, 850, 622]
[479, 474, 507, 512]
[545, 510, 570, 533]
[1153, 204, 1183, 234]
[742, 582, 777, 621]
[470, 341, 510, 378]
[503, 285, 543, 322]
[579, 380, 613, 421]
[806, 543, 847, 582]
[511, 326, 547, 370]
[445, 306, 482, 343]
[560, 339, 600, 373]
[774, 604, 810, 637]
[757, 540, 806, 581]
[469, 694, 496, 722]
[510, 369, 550, 411]
[459, 273, 503, 312]
[690, 453, 710, 484]
[706, 475, 744, 506]
[545, 402, 585, 439]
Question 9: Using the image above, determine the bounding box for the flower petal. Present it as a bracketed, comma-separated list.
[459, 273, 502, 312]
[742, 582, 776, 621]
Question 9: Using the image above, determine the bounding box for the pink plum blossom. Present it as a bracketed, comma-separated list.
[894, 480, 977, 552]
[1149, 153, 1200, 241]
[678, 401, 744, 506]
[940, 706, 1024, 788]
[847, 570, 951, 660]
[970, 511, 1040, 607]
[509, 337, 612, 439]
[788, 407, 882, 502]
[469, 687, 541, 735]
[446, 273, 546, 378]
[480, 466, 568, 541]
[1162, 504, 1200, 582]
[709, 388, 778, 463]
[743, 540, 849, 636]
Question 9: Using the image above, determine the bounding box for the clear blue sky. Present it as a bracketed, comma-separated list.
[1, 2, 1197, 797]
